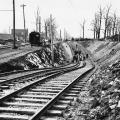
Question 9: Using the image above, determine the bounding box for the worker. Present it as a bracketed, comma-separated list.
[86, 54, 88, 59]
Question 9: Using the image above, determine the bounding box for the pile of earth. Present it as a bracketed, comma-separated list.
[83, 59, 120, 120]
[57, 40, 120, 120]
[82, 40, 120, 119]
[0, 42, 84, 73]
[59, 59, 120, 120]
[85, 40, 120, 119]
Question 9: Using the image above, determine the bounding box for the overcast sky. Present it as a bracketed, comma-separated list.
[0, 0, 120, 38]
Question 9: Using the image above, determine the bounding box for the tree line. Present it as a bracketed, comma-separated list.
[92, 5, 120, 40]
[35, 8, 57, 41]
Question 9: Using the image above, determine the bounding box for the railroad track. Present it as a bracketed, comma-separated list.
[0, 63, 71, 77]
[0, 43, 30, 50]
[0, 63, 78, 98]
[0, 45, 39, 64]
[33, 60, 94, 120]
[0, 49, 31, 61]
[0, 60, 94, 120]
[0, 60, 87, 120]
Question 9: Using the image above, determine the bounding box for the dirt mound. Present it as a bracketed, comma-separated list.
[86, 40, 120, 63]
[0, 42, 85, 73]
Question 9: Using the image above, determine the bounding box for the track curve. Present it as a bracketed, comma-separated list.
[0, 60, 94, 120]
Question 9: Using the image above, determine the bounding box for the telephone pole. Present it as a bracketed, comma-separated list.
[38, 16, 41, 40]
[38, 16, 41, 33]
[0, 0, 16, 48]
[20, 4, 26, 42]
[13, 0, 17, 49]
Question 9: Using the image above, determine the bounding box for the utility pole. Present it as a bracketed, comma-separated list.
[83, 25, 84, 39]
[64, 28, 66, 40]
[50, 14, 54, 66]
[9, 26, 11, 34]
[45, 22, 47, 39]
[60, 29, 62, 40]
[38, 16, 41, 40]
[13, 0, 17, 49]
[0, 1, 16, 48]
[36, 18, 38, 32]
[20, 4, 26, 42]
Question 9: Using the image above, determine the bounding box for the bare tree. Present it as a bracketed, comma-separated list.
[106, 16, 113, 37]
[115, 18, 120, 41]
[104, 12, 118, 37]
[90, 20, 96, 39]
[93, 20, 96, 39]
[80, 19, 86, 39]
[91, 6, 104, 39]
[112, 12, 117, 36]
[104, 5, 111, 38]
[97, 6, 104, 39]
[91, 4, 120, 40]
[116, 18, 120, 34]
[64, 29, 71, 40]
[44, 17, 57, 40]
[91, 13, 100, 39]
[44, 21, 48, 39]
[34, 8, 41, 33]
[95, 13, 100, 39]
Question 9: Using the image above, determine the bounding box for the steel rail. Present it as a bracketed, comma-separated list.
[0, 62, 83, 120]
[30, 62, 92, 120]
[0, 63, 75, 85]
[0, 62, 81, 100]
[0, 63, 71, 77]
[0, 63, 78, 101]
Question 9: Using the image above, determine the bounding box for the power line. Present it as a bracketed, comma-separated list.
[0, 1, 17, 49]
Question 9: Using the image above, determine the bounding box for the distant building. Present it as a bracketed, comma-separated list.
[0, 33, 13, 41]
[0, 33, 13, 45]
[11, 29, 28, 41]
